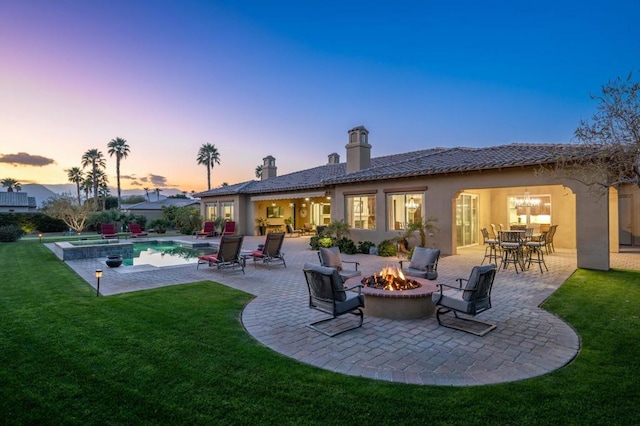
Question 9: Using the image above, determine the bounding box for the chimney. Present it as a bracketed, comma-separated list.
[327, 152, 340, 165]
[262, 155, 277, 180]
[345, 125, 371, 174]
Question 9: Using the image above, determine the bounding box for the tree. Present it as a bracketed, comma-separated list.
[196, 143, 221, 190]
[255, 165, 263, 179]
[107, 137, 130, 210]
[546, 73, 640, 192]
[42, 194, 96, 233]
[1, 178, 21, 192]
[154, 188, 162, 201]
[65, 167, 84, 205]
[143, 187, 150, 202]
[81, 148, 106, 205]
[86, 168, 109, 210]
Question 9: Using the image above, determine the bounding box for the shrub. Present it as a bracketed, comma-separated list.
[357, 241, 376, 254]
[377, 239, 398, 257]
[336, 237, 357, 254]
[0, 225, 26, 242]
[309, 236, 334, 250]
[174, 207, 202, 235]
[149, 218, 171, 233]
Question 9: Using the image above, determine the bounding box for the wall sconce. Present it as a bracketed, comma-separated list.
[304, 198, 309, 201]
[326, 196, 331, 200]
[95, 269, 103, 297]
[271, 203, 276, 207]
[301, 203, 306, 208]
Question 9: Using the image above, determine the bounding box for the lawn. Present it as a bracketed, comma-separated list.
[1, 241, 639, 425]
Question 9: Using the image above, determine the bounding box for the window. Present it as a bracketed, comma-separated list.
[220, 202, 234, 221]
[386, 193, 423, 231]
[346, 195, 375, 230]
[266, 206, 284, 218]
[508, 195, 551, 227]
[205, 203, 218, 221]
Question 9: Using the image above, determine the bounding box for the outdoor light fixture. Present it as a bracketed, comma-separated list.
[38, 233, 42, 243]
[95, 269, 103, 297]
[515, 190, 540, 208]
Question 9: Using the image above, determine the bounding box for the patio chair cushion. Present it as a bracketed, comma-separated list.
[409, 247, 439, 271]
[319, 247, 343, 270]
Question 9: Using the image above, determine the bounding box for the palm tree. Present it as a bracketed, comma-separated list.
[87, 168, 109, 210]
[107, 137, 130, 210]
[154, 188, 162, 201]
[81, 149, 106, 205]
[65, 167, 84, 205]
[255, 165, 263, 179]
[196, 143, 221, 190]
[1, 178, 21, 192]
[81, 176, 92, 204]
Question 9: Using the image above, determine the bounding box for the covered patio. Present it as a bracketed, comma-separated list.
[59, 236, 638, 386]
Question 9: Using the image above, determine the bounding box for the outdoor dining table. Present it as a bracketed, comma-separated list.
[499, 230, 527, 272]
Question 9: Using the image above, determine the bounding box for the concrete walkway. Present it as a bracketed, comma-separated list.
[54, 236, 640, 386]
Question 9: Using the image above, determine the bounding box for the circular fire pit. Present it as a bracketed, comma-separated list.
[345, 276, 438, 320]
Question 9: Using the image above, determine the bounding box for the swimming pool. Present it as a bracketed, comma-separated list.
[123, 241, 216, 267]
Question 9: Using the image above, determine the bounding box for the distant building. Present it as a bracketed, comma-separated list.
[0, 192, 37, 213]
[123, 198, 200, 223]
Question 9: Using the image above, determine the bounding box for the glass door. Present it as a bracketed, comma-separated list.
[456, 193, 478, 247]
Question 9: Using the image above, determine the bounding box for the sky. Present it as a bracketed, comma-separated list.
[1, 0, 638, 194]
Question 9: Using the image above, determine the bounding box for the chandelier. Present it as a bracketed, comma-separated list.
[515, 190, 540, 208]
[405, 198, 419, 213]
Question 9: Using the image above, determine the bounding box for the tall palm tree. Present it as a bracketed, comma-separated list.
[255, 165, 263, 179]
[86, 168, 109, 210]
[65, 167, 84, 205]
[107, 137, 130, 210]
[143, 187, 150, 202]
[196, 143, 221, 190]
[1, 177, 21, 192]
[81, 176, 92, 204]
[154, 188, 162, 201]
[81, 149, 106, 205]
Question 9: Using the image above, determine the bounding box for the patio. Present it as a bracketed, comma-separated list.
[55, 236, 640, 386]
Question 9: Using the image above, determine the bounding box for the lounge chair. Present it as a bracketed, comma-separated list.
[251, 232, 286, 268]
[195, 221, 215, 238]
[398, 247, 439, 280]
[432, 264, 497, 336]
[286, 223, 302, 237]
[303, 262, 365, 337]
[196, 234, 245, 275]
[318, 246, 361, 282]
[222, 221, 236, 235]
[128, 223, 148, 238]
[301, 223, 313, 235]
[100, 223, 118, 240]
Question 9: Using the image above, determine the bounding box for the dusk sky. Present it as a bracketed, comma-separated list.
[1, 1, 638, 193]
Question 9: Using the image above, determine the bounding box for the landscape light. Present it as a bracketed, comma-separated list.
[95, 269, 103, 297]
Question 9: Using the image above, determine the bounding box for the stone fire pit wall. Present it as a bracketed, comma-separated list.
[345, 277, 438, 320]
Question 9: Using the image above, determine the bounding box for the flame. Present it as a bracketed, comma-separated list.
[361, 265, 422, 291]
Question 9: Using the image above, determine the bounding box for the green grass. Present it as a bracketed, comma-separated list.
[1, 241, 639, 425]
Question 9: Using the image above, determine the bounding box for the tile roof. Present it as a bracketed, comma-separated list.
[196, 143, 593, 197]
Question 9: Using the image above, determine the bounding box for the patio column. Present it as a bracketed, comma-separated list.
[572, 184, 610, 271]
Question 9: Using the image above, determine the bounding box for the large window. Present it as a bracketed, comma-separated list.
[220, 202, 234, 221]
[387, 193, 423, 231]
[346, 195, 375, 230]
[507, 194, 551, 228]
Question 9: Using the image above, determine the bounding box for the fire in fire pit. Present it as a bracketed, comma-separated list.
[361, 266, 422, 291]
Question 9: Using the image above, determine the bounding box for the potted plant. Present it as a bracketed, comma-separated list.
[256, 217, 270, 236]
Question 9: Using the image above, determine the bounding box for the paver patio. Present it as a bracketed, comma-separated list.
[53, 236, 640, 386]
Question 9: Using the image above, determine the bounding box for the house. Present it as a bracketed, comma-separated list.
[0, 192, 37, 213]
[123, 198, 200, 223]
[197, 125, 633, 271]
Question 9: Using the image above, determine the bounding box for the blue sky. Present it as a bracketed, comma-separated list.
[0, 0, 638, 191]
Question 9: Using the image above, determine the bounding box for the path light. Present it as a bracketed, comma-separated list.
[95, 269, 103, 297]
[38, 233, 42, 243]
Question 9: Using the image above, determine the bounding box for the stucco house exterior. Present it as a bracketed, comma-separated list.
[196, 126, 636, 271]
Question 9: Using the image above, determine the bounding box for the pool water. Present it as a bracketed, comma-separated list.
[123, 242, 216, 267]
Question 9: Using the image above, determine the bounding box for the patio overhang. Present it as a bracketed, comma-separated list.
[250, 191, 326, 202]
